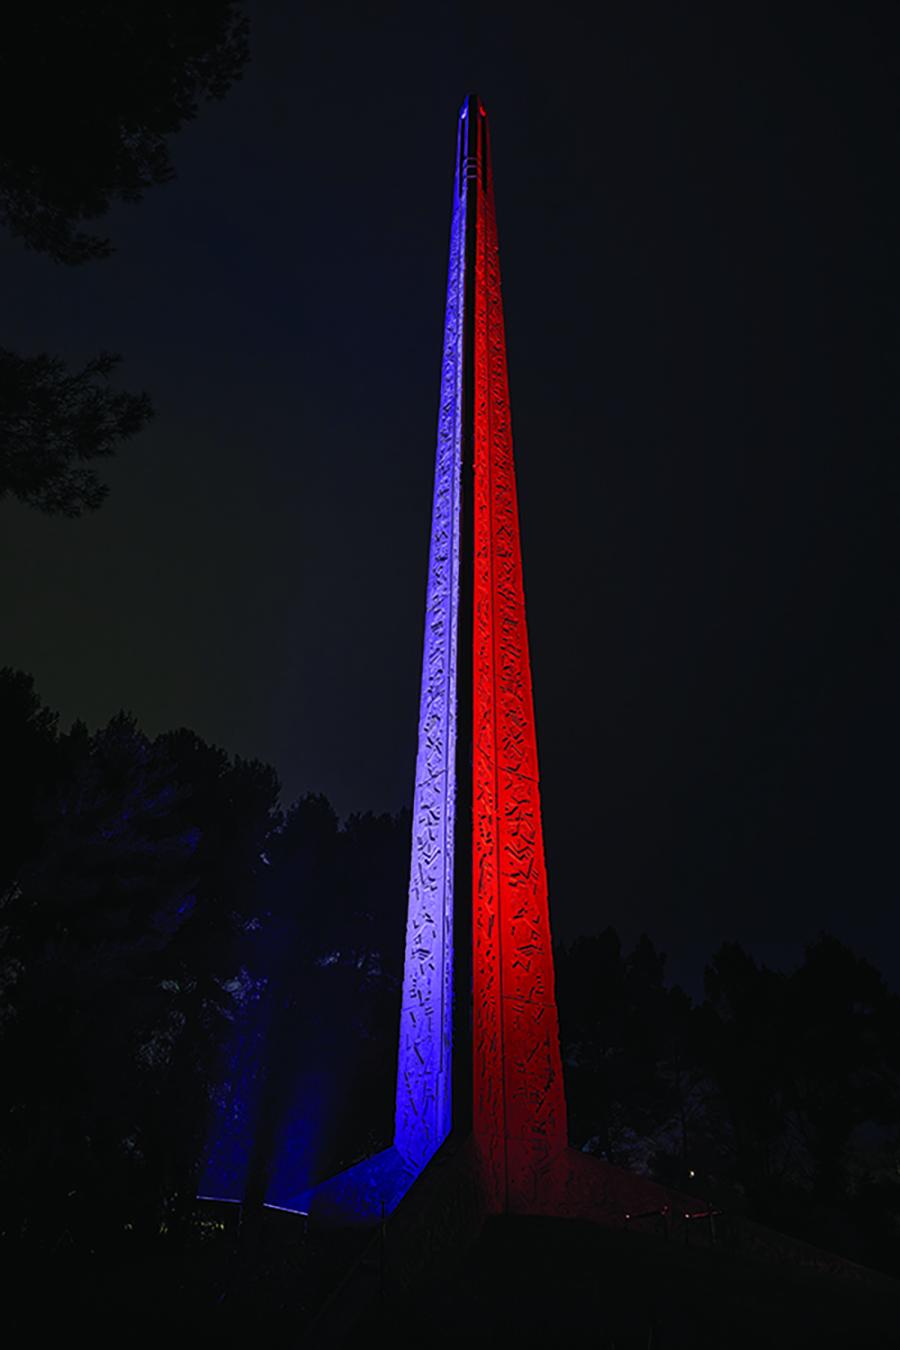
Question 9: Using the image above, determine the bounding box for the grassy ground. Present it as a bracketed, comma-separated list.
[7, 1204, 900, 1346]
[369, 1214, 900, 1350]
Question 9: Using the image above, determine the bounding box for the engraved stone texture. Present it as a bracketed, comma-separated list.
[394, 134, 465, 1171]
[470, 108, 568, 1211]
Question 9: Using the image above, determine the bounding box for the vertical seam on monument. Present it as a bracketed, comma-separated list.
[458, 98, 477, 1146]
[482, 114, 509, 1211]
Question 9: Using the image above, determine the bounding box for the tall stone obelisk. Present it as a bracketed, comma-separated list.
[394, 92, 568, 1213]
[204, 95, 570, 1224]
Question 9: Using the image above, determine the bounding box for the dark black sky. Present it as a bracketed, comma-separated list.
[2, 1, 899, 992]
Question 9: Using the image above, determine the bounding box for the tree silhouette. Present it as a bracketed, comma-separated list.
[556, 929, 691, 1172]
[0, 349, 153, 514]
[0, 1, 250, 515]
[691, 938, 900, 1259]
[0, 668, 59, 886]
[0, 683, 282, 1256]
[786, 936, 900, 1204]
[0, 2, 249, 263]
[1, 712, 204, 1246]
[2, 670, 899, 1302]
[694, 943, 795, 1206]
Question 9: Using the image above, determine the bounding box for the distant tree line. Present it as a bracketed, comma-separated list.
[1, 668, 899, 1287]
[557, 929, 900, 1274]
[0, 668, 407, 1266]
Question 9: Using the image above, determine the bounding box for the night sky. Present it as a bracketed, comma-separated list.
[2, 2, 898, 993]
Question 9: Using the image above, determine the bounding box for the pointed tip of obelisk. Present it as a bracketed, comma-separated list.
[459, 92, 487, 123]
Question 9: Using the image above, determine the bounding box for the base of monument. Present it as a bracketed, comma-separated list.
[301, 1145, 420, 1226]
[303, 1136, 900, 1346]
[353, 1211, 900, 1349]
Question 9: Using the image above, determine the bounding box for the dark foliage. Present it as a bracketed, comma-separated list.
[0, 672, 408, 1273]
[0, 1, 249, 263]
[0, 2, 250, 516]
[0, 694, 282, 1252]
[0, 348, 153, 514]
[557, 928, 900, 1275]
[0, 670, 898, 1325]
[0, 668, 59, 887]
